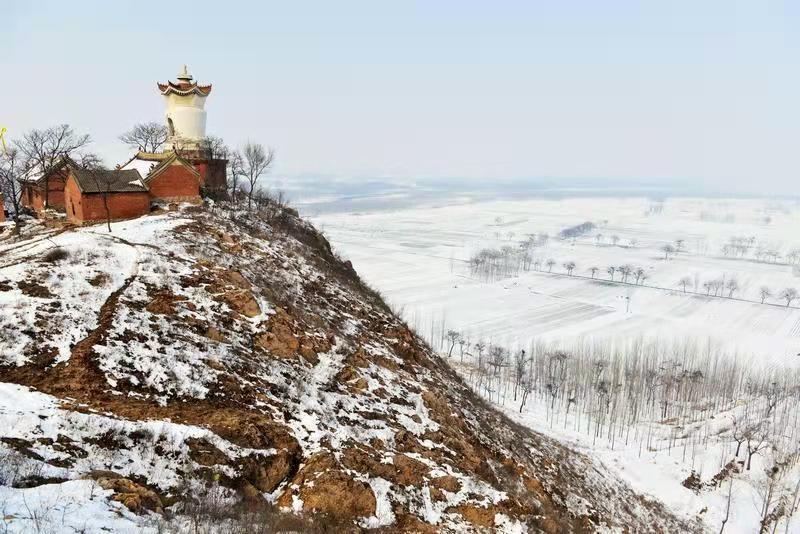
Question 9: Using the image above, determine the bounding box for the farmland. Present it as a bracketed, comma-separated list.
[312, 195, 800, 532]
[311, 196, 800, 365]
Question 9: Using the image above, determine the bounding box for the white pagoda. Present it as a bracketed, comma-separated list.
[158, 65, 212, 153]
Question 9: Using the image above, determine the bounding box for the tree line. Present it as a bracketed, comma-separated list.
[429, 325, 800, 533]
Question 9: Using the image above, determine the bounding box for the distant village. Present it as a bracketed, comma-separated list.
[0, 66, 272, 228]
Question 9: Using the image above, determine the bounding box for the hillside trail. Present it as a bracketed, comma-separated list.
[62, 236, 141, 387]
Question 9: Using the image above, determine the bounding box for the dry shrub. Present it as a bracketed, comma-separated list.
[41, 247, 69, 263]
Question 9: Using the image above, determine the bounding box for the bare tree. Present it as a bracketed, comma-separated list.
[719, 477, 733, 534]
[619, 264, 633, 283]
[759, 286, 772, 304]
[512, 349, 528, 401]
[785, 470, 800, 534]
[661, 243, 676, 260]
[241, 142, 275, 210]
[726, 278, 739, 298]
[119, 122, 168, 153]
[703, 280, 714, 296]
[15, 125, 92, 208]
[226, 151, 246, 203]
[0, 148, 24, 234]
[607, 266, 616, 281]
[757, 459, 789, 532]
[457, 337, 470, 363]
[779, 288, 798, 307]
[589, 266, 599, 279]
[679, 276, 692, 293]
[445, 330, 461, 359]
[546, 258, 556, 272]
[563, 261, 576, 276]
[744, 425, 770, 471]
[201, 135, 230, 159]
[519, 378, 533, 413]
[487, 344, 509, 403]
[545, 351, 569, 410]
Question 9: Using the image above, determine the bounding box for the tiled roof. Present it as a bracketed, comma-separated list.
[157, 81, 212, 96]
[70, 168, 147, 194]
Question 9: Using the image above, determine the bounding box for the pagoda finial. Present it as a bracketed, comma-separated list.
[177, 65, 193, 82]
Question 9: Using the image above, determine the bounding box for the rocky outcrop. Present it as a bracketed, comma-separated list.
[88, 472, 164, 515]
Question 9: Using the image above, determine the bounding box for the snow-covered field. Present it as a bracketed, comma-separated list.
[312, 195, 800, 533]
[312, 196, 800, 365]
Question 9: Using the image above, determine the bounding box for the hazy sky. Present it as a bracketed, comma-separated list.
[3, 1, 798, 194]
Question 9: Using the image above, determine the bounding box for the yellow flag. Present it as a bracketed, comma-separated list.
[0, 127, 7, 155]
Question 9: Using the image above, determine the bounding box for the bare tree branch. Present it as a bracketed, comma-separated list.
[119, 122, 169, 153]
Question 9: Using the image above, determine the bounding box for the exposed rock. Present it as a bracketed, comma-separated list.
[448, 504, 499, 528]
[430, 475, 460, 493]
[89, 472, 163, 515]
[392, 454, 429, 486]
[222, 289, 261, 317]
[204, 326, 226, 342]
[299, 470, 376, 520]
[240, 449, 298, 493]
[186, 438, 229, 466]
[145, 291, 185, 315]
[219, 269, 250, 289]
[277, 452, 376, 521]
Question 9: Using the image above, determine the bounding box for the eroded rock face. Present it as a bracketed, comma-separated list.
[89, 472, 164, 515]
[222, 289, 261, 317]
[240, 449, 298, 494]
[253, 308, 329, 364]
[278, 453, 376, 522]
[145, 291, 185, 315]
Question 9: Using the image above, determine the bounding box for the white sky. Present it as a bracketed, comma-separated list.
[3, 1, 798, 194]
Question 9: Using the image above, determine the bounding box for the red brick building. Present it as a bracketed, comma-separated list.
[64, 168, 150, 224]
[121, 151, 202, 203]
[0, 193, 6, 222]
[20, 158, 72, 212]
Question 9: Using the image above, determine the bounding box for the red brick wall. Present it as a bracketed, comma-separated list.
[22, 171, 67, 212]
[148, 164, 200, 201]
[65, 176, 150, 224]
[0, 193, 5, 222]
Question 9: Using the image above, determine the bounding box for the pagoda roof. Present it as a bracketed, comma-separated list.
[157, 81, 212, 96]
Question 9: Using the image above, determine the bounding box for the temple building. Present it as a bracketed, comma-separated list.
[156, 66, 227, 197]
[20, 66, 228, 224]
[20, 158, 72, 212]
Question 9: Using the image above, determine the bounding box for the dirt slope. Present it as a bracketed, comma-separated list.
[0, 207, 700, 532]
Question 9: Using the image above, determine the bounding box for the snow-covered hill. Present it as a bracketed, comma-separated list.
[0, 206, 698, 532]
